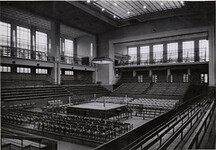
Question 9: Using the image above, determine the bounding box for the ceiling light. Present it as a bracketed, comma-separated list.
[143, 5, 147, 9]
[92, 57, 113, 64]
[87, 0, 90, 3]
[101, 8, 105, 11]
[113, 15, 117, 18]
[113, 3, 117, 6]
[180, 1, 184, 4]
[160, 2, 164, 6]
[127, 11, 130, 15]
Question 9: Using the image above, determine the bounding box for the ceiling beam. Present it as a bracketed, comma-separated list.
[66, 1, 119, 27]
[133, 8, 196, 23]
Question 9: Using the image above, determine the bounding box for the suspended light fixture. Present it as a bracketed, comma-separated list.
[91, 56, 113, 64]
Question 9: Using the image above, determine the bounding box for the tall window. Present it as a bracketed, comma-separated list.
[201, 73, 208, 83]
[64, 39, 73, 57]
[0, 21, 11, 47]
[17, 26, 31, 59]
[167, 42, 178, 63]
[17, 26, 31, 49]
[199, 39, 209, 62]
[90, 43, 94, 57]
[138, 75, 143, 83]
[0, 21, 11, 57]
[36, 31, 48, 61]
[140, 46, 150, 64]
[182, 41, 194, 62]
[153, 44, 163, 63]
[128, 47, 137, 64]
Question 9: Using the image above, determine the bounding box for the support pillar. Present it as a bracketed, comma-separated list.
[50, 21, 61, 85]
[209, 25, 216, 87]
[167, 69, 171, 82]
[188, 68, 191, 83]
[178, 41, 183, 62]
[163, 43, 167, 63]
[150, 44, 153, 64]
[194, 39, 199, 62]
[149, 70, 152, 82]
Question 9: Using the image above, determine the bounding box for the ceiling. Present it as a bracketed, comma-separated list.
[0, 1, 215, 35]
[90, 1, 184, 20]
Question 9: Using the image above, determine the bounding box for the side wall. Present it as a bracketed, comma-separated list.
[97, 13, 215, 86]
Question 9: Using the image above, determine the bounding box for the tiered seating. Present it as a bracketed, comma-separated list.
[113, 83, 150, 95]
[61, 80, 92, 85]
[1, 79, 52, 87]
[1, 86, 71, 102]
[146, 83, 189, 96]
[2, 102, 36, 110]
[122, 94, 214, 150]
[64, 85, 110, 96]
[2, 138, 46, 150]
[2, 110, 132, 142]
[42, 100, 68, 113]
[94, 96, 133, 104]
[47, 99, 63, 106]
[129, 98, 179, 109]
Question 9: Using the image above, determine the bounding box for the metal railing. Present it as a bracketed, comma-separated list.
[61, 55, 95, 67]
[115, 48, 209, 66]
[0, 45, 52, 62]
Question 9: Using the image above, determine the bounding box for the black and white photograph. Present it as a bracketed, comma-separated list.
[0, 0, 216, 150]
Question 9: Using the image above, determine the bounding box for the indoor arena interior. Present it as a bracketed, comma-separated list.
[0, 1, 216, 150]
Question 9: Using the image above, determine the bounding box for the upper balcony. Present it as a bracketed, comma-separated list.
[115, 48, 209, 68]
[0, 45, 96, 70]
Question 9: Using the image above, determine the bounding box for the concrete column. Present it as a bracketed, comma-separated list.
[11, 25, 17, 57]
[167, 69, 171, 82]
[74, 38, 78, 58]
[149, 70, 152, 78]
[194, 39, 199, 62]
[178, 41, 183, 62]
[209, 25, 216, 87]
[137, 46, 140, 65]
[163, 43, 167, 63]
[11, 24, 16, 47]
[31, 26, 36, 59]
[188, 68, 191, 82]
[149, 44, 153, 64]
[50, 21, 61, 85]
[133, 70, 136, 77]
[92, 64, 98, 84]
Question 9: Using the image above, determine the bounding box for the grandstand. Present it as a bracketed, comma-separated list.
[1, 1, 216, 150]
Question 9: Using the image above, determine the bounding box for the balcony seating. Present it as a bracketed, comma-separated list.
[1, 86, 71, 102]
[63, 85, 110, 96]
[113, 83, 150, 95]
[2, 102, 36, 110]
[1, 79, 52, 88]
[129, 98, 179, 110]
[146, 83, 189, 96]
[61, 79, 92, 85]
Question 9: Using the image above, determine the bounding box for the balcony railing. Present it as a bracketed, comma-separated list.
[61, 55, 95, 67]
[0, 45, 54, 61]
[115, 49, 209, 66]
